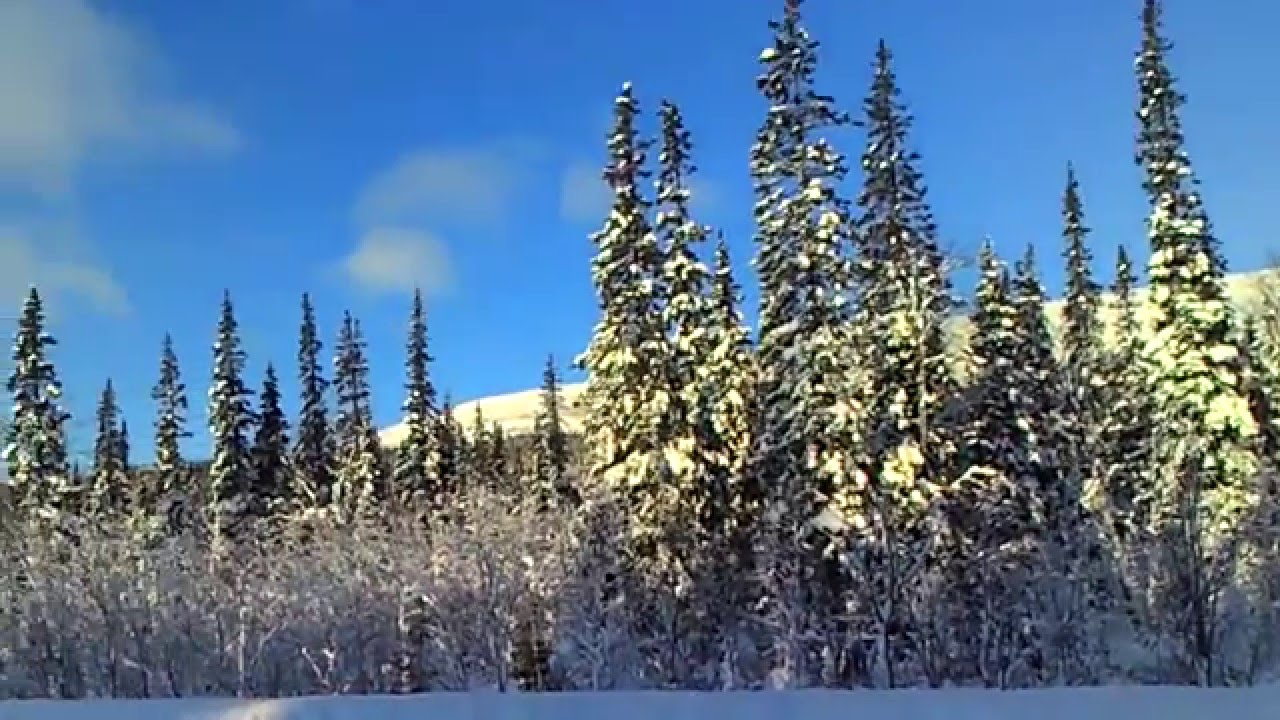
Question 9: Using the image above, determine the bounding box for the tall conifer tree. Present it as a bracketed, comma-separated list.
[151, 333, 192, 532]
[292, 293, 333, 513]
[1091, 245, 1153, 541]
[577, 82, 673, 506]
[394, 288, 439, 515]
[1135, 0, 1257, 559]
[88, 379, 128, 518]
[333, 311, 386, 522]
[252, 362, 291, 517]
[533, 354, 574, 508]
[848, 40, 956, 686]
[435, 395, 461, 498]
[4, 287, 74, 523]
[208, 291, 257, 541]
[749, 0, 859, 684]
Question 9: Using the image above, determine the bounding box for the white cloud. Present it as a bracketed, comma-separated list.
[559, 159, 721, 225]
[0, 224, 129, 318]
[342, 141, 545, 296]
[342, 227, 452, 297]
[354, 143, 541, 229]
[0, 0, 241, 196]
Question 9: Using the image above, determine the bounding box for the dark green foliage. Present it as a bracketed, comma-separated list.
[252, 362, 291, 516]
[292, 293, 333, 511]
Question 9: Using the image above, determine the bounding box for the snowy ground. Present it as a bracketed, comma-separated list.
[1, 687, 1276, 720]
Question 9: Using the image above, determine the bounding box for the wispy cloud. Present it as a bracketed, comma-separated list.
[0, 0, 242, 197]
[341, 141, 543, 296]
[0, 220, 129, 318]
[354, 142, 542, 230]
[342, 227, 453, 297]
[0, 0, 239, 318]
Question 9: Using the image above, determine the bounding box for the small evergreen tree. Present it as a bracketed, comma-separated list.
[489, 421, 511, 493]
[435, 395, 462, 498]
[533, 354, 574, 508]
[87, 378, 129, 519]
[465, 405, 492, 484]
[117, 419, 130, 476]
[252, 362, 291, 517]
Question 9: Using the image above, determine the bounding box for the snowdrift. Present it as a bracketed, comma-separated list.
[1, 687, 1276, 720]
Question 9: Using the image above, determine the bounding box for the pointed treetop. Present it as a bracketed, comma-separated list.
[1116, 243, 1133, 281]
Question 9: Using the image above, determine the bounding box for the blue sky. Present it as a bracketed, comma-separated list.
[1, 0, 1277, 463]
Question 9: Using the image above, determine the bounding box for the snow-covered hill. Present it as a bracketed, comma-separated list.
[379, 268, 1278, 446]
[4, 686, 1277, 720]
[380, 383, 587, 447]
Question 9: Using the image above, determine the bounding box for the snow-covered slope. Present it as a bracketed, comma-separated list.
[380, 383, 587, 447]
[4, 687, 1278, 720]
[380, 268, 1277, 446]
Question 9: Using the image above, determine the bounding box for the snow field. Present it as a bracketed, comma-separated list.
[2, 686, 1277, 720]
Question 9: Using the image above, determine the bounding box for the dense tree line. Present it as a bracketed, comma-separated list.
[2, 0, 1280, 697]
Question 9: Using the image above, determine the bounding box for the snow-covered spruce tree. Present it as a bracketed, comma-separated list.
[464, 405, 492, 485]
[1059, 164, 1104, 389]
[117, 419, 130, 476]
[575, 83, 679, 600]
[1010, 245, 1067, 510]
[1090, 245, 1154, 545]
[1237, 309, 1280, 674]
[1242, 313, 1280, 464]
[655, 98, 720, 521]
[151, 332, 193, 534]
[207, 290, 258, 543]
[953, 240, 1040, 685]
[649, 98, 732, 684]
[748, 0, 860, 687]
[577, 82, 673, 481]
[434, 395, 462, 498]
[393, 287, 439, 519]
[5, 287, 76, 526]
[332, 311, 387, 524]
[705, 234, 755, 488]
[703, 233, 759, 625]
[532, 354, 574, 509]
[1136, 0, 1258, 683]
[291, 292, 334, 515]
[87, 378, 129, 520]
[489, 421, 511, 493]
[251, 362, 290, 518]
[1011, 244, 1106, 685]
[846, 39, 958, 688]
[1058, 164, 1108, 493]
